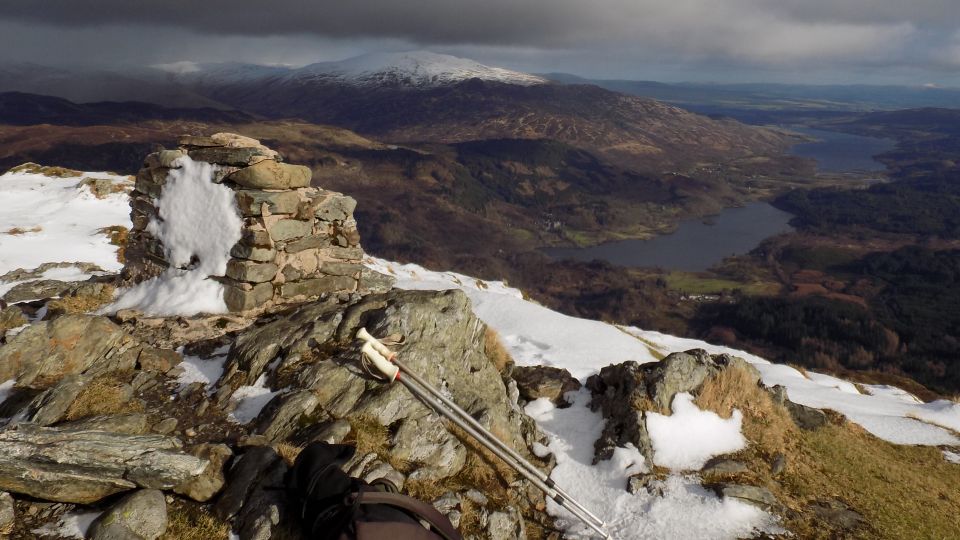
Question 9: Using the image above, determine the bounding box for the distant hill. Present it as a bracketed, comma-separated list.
[541, 73, 960, 113]
[0, 92, 254, 126]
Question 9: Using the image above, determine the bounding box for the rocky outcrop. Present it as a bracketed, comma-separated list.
[217, 289, 546, 484]
[585, 349, 759, 463]
[510, 365, 581, 406]
[122, 133, 395, 313]
[0, 424, 207, 504]
[0, 315, 138, 389]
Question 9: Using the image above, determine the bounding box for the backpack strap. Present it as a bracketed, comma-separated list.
[354, 491, 464, 540]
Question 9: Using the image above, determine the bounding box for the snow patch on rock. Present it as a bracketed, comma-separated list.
[105, 156, 242, 316]
[646, 393, 746, 471]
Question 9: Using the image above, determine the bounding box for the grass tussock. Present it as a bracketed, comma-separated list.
[161, 501, 230, 540]
[46, 284, 116, 315]
[483, 326, 513, 373]
[274, 441, 305, 466]
[79, 177, 130, 199]
[97, 226, 129, 263]
[693, 362, 960, 539]
[65, 376, 142, 421]
[8, 162, 81, 177]
[5, 226, 42, 235]
[344, 415, 407, 471]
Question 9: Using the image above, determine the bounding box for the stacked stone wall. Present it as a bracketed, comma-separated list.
[123, 132, 389, 312]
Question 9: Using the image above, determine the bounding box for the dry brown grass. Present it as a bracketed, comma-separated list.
[693, 362, 960, 539]
[97, 225, 129, 263]
[65, 376, 143, 421]
[46, 284, 116, 315]
[8, 162, 82, 177]
[344, 415, 406, 471]
[483, 326, 513, 374]
[5, 226, 42, 235]
[161, 501, 230, 540]
[274, 441, 305, 466]
[787, 363, 811, 379]
[79, 177, 130, 199]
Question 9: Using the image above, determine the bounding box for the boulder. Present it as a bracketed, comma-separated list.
[174, 443, 233, 502]
[712, 483, 779, 509]
[0, 424, 208, 504]
[0, 315, 137, 389]
[511, 366, 581, 406]
[87, 489, 167, 540]
[226, 160, 311, 190]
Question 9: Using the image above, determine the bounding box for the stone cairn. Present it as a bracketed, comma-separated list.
[123, 132, 392, 312]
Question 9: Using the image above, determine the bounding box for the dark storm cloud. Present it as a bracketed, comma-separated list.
[1, 0, 958, 82]
[0, 0, 594, 46]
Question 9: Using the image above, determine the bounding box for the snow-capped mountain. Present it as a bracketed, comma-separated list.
[160, 51, 547, 89]
[289, 51, 547, 87]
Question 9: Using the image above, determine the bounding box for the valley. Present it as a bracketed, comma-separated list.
[1, 60, 958, 400]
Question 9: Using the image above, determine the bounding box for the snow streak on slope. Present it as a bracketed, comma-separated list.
[287, 51, 545, 88]
[365, 257, 960, 447]
[0, 167, 131, 295]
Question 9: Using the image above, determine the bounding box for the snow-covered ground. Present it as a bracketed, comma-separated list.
[0, 166, 131, 296]
[365, 257, 960, 538]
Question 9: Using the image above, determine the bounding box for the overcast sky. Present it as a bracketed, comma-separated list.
[2, 0, 960, 85]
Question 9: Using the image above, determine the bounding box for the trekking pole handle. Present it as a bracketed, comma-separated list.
[361, 342, 400, 382]
[357, 327, 396, 360]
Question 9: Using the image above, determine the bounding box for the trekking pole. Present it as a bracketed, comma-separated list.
[361, 335, 608, 531]
[357, 328, 607, 530]
[358, 338, 612, 539]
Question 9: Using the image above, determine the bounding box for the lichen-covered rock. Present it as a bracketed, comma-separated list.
[0, 315, 138, 390]
[0, 424, 208, 504]
[87, 489, 167, 540]
[218, 288, 549, 494]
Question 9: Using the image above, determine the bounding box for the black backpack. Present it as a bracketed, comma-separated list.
[287, 442, 463, 540]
